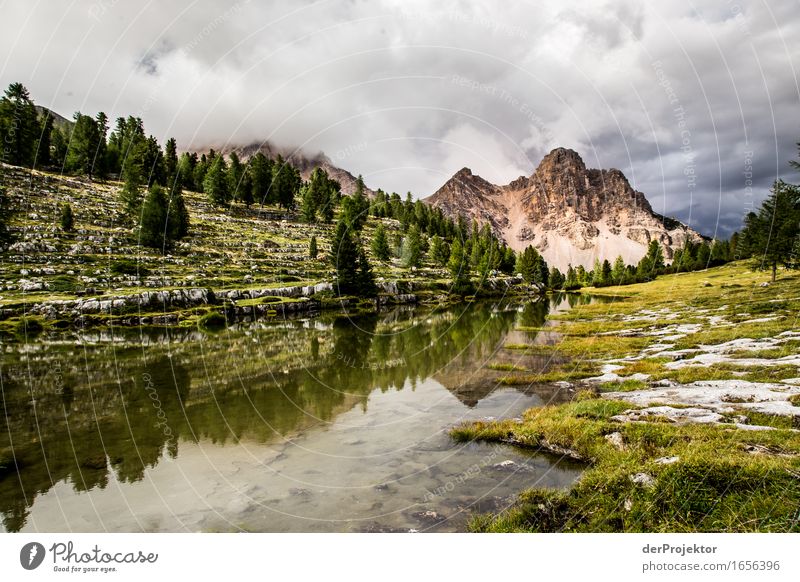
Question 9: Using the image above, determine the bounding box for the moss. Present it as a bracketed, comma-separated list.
[789, 394, 800, 407]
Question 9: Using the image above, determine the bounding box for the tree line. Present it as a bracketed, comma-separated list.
[7, 80, 792, 298]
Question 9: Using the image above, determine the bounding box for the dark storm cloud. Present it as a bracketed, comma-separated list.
[0, 0, 797, 237]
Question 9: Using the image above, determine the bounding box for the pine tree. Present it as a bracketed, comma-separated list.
[0, 83, 39, 167]
[601, 259, 612, 286]
[500, 245, 516, 274]
[139, 185, 170, 250]
[228, 151, 245, 201]
[611, 255, 626, 284]
[515, 245, 543, 283]
[164, 138, 178, 186]
[740, 180, 800, 280]
[249, 152, 272, 205]
[309, 235, 318, 260]
[0, 167, 13, 246]
[120, 164, 143, 216]
[177, 152, 198, 191]
[65, 112, 102, 177]
[139, 184, 188, 250]
[60, 203, 74, 232]
[447, 238, 472, 294]
[37, 110, 53, 167]
[204, 155, 230, 206]
[564, 265, 580, 290]
[401, 224, 423, 268]
[319, 183, 337, 223]
[93, 112, 109, 178]
[728, 231, 740, 261]
[167, 186, 190, 240]
[371, 223, 391, 262]
[341, 175, 370, 231]
[356, 246, 377, 297]
[271, 155, 301, 210]
[548, 266, 565, 289]
[636, 240, 665, 281]
[430, 235, 449, 266]
[330, 219, 360, 296]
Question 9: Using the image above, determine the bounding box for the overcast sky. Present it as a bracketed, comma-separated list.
[2, 0, 799, 237]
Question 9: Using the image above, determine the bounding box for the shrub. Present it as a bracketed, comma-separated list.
[198, 311, 227, 329]
[15, 317, 44, 337]
[110, 259, 149, 277]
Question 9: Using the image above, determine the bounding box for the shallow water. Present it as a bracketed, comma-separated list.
[0, 294, 601, 532]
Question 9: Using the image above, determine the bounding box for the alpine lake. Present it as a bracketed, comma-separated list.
[0, 294, 614, 533]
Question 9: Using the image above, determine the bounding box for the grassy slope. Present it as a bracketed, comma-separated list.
[456, 262, 800, 532]
[0, 165, 469, 331]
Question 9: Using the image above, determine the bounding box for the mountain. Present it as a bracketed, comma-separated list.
[221, 141, 375, 197]
[424, 147, 704, 270]
[36, 106, 72, 130]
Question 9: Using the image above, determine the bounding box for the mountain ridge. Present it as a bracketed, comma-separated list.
[220, 141, 376, 197]
[424, 147, 704, 270]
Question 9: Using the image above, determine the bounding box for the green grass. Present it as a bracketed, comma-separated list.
[487, 362, 527, 372]
[497, 361, 601, 385]
[452, 263, 800, 532]
[597, 378, 648, 392]
[504, 335, 650, 359]
[452, 399, 800, 532]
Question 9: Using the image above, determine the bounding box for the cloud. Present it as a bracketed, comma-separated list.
[0, 0, 798, 236]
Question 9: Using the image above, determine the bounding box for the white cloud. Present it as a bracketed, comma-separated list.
[1, 0, 798, 235]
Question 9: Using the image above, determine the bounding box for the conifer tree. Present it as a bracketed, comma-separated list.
[309, 235, 318, 260]
[611, 255, 626, 284]
[60, 203, 74, 232]
[400, 224, 423, 268]
[204, 155, 230, 206]
[371, 223, 391, 262]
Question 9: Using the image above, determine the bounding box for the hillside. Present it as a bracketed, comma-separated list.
[425, 148, 704, 270]
[0, 164, 511, 331]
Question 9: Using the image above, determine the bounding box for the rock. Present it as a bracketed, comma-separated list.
[411, 510, 445, 524]
[604, 432, 626, 451]
[630, 472, 656, 488]
[654, 456, 680, 465]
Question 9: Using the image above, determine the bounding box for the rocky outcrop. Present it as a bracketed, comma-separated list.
[19, 281, 422, 327]
[27, 288, 215, 319]
[424, 148, 705, 270]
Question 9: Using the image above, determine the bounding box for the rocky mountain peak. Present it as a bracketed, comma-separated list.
[536, 147, 586, 174]
[424, 147, 704, 270]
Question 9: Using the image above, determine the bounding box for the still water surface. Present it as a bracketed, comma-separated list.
[0, 295, 601, 532]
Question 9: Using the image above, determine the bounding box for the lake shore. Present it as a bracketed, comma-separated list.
[454, 261, 800, 532]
